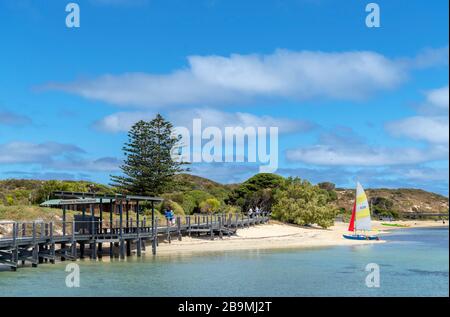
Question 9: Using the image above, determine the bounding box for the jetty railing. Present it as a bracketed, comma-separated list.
[0, 212, 270, 271]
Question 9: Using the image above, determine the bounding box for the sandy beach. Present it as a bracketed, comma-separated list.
[155, 219, 448, 256]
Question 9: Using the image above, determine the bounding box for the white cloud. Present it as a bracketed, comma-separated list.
[48, 157, 122, 172]
[387, 116, 448, 144]
[0, 142, 84, 164]
[0, 141, 121, 172]
[95, 108, 314, 134]
[386, 85, 449, 145]
[0, 111, 32, 126]
[406, 46, 449, 69]
[286, 144, 446, 166]
[285, 130, 448, 166]
[425, 85, 449, 110]
[48, 49, 413, 108]
[95, 111, 149, 133]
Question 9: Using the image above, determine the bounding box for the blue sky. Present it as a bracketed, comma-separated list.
[0, 0, 448, 195]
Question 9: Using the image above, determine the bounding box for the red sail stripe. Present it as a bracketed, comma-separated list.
[348, 200, 356, 232]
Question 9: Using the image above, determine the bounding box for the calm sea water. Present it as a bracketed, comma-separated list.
[0, 227, 448, 296]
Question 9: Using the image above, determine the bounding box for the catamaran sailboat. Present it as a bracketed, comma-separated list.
[343, 182, 380, 241]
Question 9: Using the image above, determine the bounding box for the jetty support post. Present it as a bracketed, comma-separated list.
[219, 214, 223, 239]
[136, 201, 141, 257]
[166, 218, 171, 244]
[41, 222, 45, 240]
[61, 206, 66, 261]
[49, 222, 55, 264]
[90, 204, 97, 260]
[126, 216, 132, 257]
[109, 201, 114, 258]
[196, 215, 200, 237]
[32, 221, 38, 267]
[227, 214, 232, 237]
[71, 220, 77, 259]
[80, 205, 85, 259]
[177, 216, 182, 241]
[187, 215, 191, 237]
[98, 198, 103, 258]
[119, 201, 125, 259]
[21, 222, 26, 265]
[210, 217, 214, 240]
[62, 206, 67, 236]
[125, 200, 129, 234]
[151, 201, 157, 255]
[141, 216, 146, 251]
[155, 217, 159, 246]
[11, 222, 18, 271]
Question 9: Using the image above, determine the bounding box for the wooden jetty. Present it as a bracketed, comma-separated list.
[0, 191, 270, 271]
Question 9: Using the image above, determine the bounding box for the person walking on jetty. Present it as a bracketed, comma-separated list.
[165, 208, 175, 226]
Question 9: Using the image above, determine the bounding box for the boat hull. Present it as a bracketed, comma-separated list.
[343, 234, 379, 241]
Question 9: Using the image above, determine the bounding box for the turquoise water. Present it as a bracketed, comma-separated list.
[0, 227, 448, 296]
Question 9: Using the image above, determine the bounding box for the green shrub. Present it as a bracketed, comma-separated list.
[199, 198, 221, 213]
[272, 178, 337, 228]
[6, 195, 14, 206]
[160, 200, 185, 215]
[220, 205, 241, 214]
[228, 173, 284, 211]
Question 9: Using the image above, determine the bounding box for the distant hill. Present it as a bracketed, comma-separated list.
[0, 179, 112, 206]
[173, 174, 236, 193]
[335, 188, 449, 213]
[0, 175, 448, 215]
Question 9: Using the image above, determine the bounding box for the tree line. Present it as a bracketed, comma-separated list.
[108, 114, 338, 228]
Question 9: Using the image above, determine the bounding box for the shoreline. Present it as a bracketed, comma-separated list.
[153, 219, 448, 256]
[0, 219, 447, 267]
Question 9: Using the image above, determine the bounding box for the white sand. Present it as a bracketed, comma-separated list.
[154, 220, 447, 256]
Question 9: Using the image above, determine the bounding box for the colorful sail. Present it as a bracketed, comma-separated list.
[355, 182, 371, 231]
[348, 201, 356, 232]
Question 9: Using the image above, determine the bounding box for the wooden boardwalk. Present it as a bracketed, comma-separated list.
[0, 213, 270, 271]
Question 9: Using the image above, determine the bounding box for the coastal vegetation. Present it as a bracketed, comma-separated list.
[1, 174, 448, 228]
[271, 178, 337, 228]
[110, 115, 188, 196]
[0, 115, 448, 228]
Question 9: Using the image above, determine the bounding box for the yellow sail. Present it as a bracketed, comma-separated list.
[355, 182, 371, 231]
